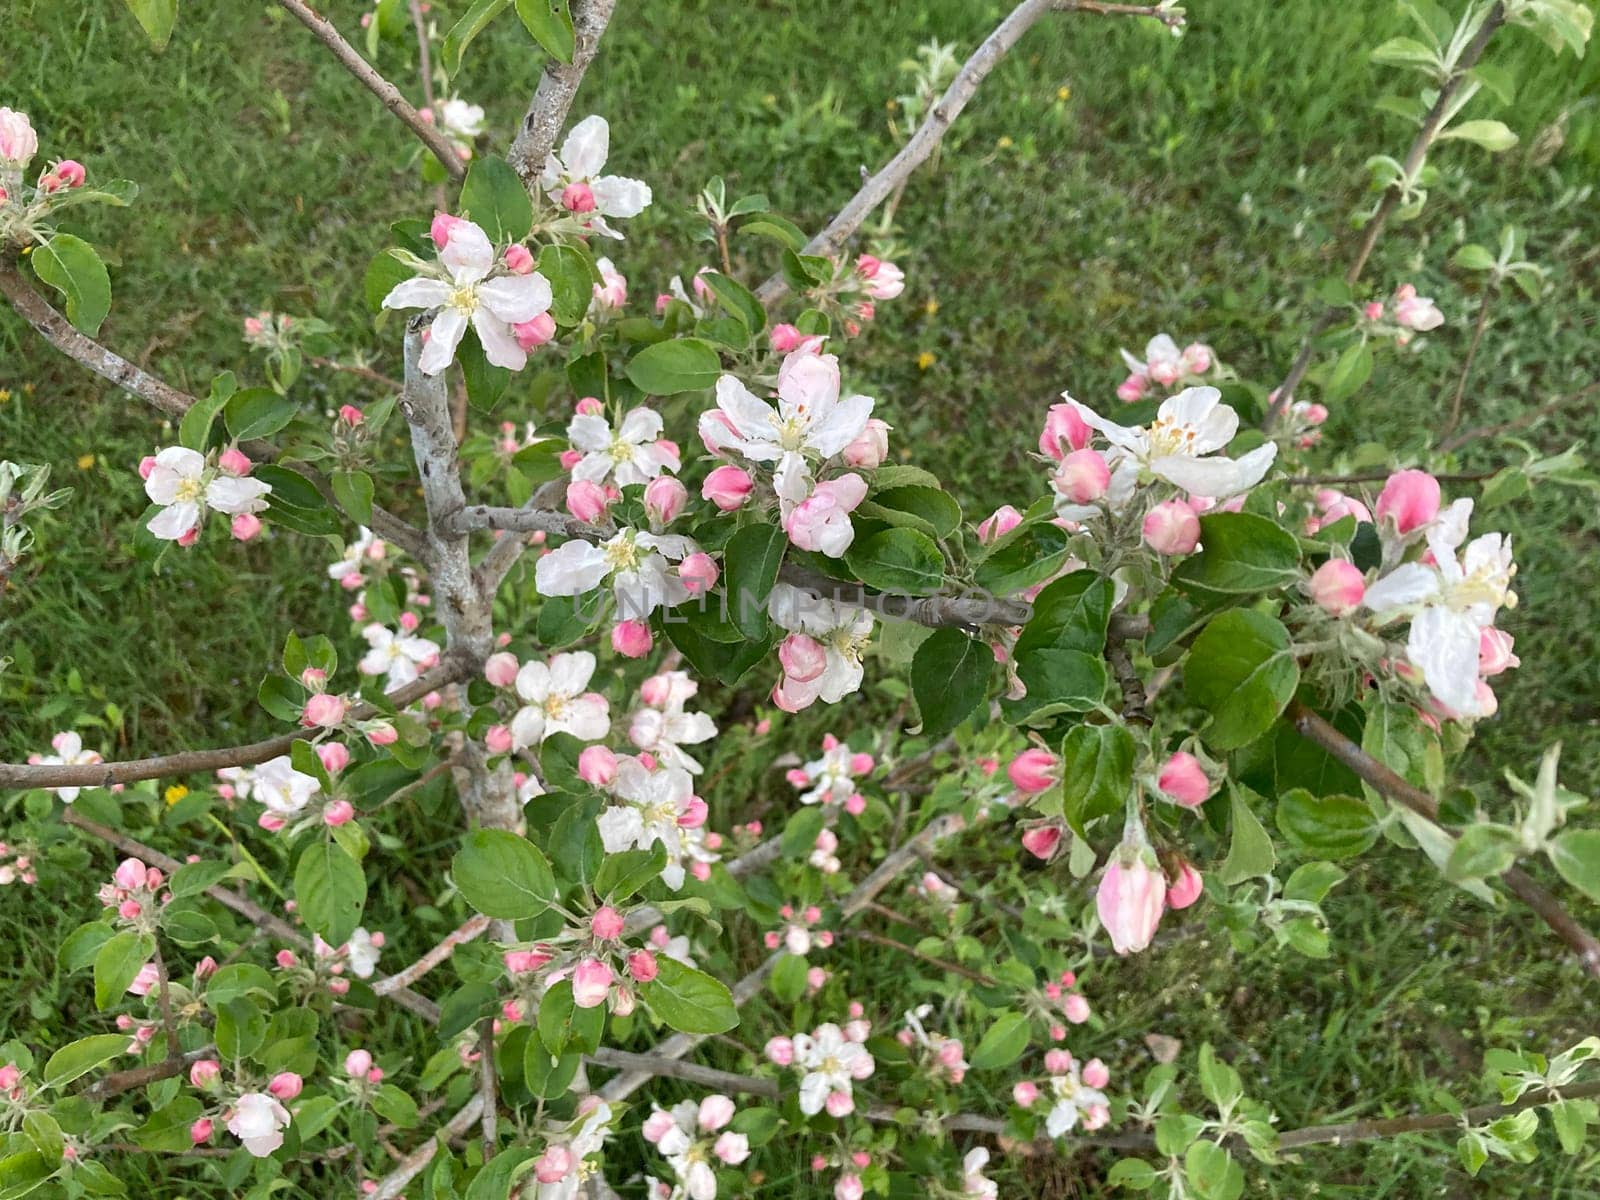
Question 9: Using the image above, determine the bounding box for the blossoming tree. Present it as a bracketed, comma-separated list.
[3, 0, 1600, 1197]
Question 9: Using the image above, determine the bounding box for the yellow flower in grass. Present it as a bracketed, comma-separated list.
[164, 784, 189, 807]
[77, 454, 95, 470]
[916, 351, 937, 371]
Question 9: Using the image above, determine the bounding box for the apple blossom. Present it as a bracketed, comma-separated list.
[644, 475, 688, 524]
[226, 1092, 292, 1157]
[1039, 402, 1092, 460]
[358, 622, 439, 688]
[1156, 751, 1212, 807]
[535, 527, 699, 619]
[628, 678, 717, 773]
[34, 731, 102, 802]
[841, 417, 891, 468]
[791, 1022, 875, 1115]
[1142, 498, 1201, 555]
[856, 253, 904, 299]
[778, 469, 869, 557]
[143, 446, 272, 541]
[571, 957, 614, 1007]
[1097, 819, 1166, 955]
[1375, 468, 1441, 535]
[509, 651, 612, 749]
[1008, 747, 1058, 793]
[433, 97, 486, 157]
[591, 255, 628, 310]
[539, 115, 651, 237]
[1479, 627, 1519, 676]
[977, 504, 1024, 543]
[1392, 282, 1444, 331]
[1041, 1056, 1111, 1138]
[768, 584, 876, 708]
[569, 406, 680, 487]
[1167, 861, 1204, 909]
[1053, 448, 1112, 503]
[382, 217, 554, 374]
[252, 755, 322, 819]
[1309, 558, 1366, 615]
[0, 108, 38, 169]
[701, 464, 754, 510]
[699, 351, 874, 485]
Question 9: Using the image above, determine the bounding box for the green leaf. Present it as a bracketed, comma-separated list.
[178, 372, 237, 452]
[460, 156, 534, 243]
[464, 1149, 538, 1200]
[223, 386, 298, 442]
[870, 484, 961, 539]
[119, 0, 177, 48]
[1283, 861, 1346, 904]
[592, 845, 666, 902]
[700, 271, 767, 333]
[910, 628, 992, 738]
[1218, 784, 1276, 885]
[514, 0, 575, 62]
[1197, 1043, 1243, 1109]
[215, 996, 267, 1060]
[844, 527, 944, 594]
[538, 980, 604, 1055]
[968, 1011, 1030, 1070]
[1171, 513, 1302, 599]
[973, 520, 1071, 596]
[33, 233, 112, 336]
[1107, 1159, 1159, 1190]
[332, 469, 376, 526]
[641, 958, 738, 1034]
[1452, 243, 1497, 271]
[0, 1150, 53, 1200]
[1439, 119, 1518, 152]
[442, 0, 511, 75]
[1184, 611, 1299, 751]
[1369, 36, 1440, 69]
[625, 338, 722, 395]
[256, 463, 342, 536]
[538, 243, 599, 327]
[1005, 649, 1107, 724]
[1324, 340, 1374, 404]
[93, 931, 153, 1010]
[1549, 830, 1600, 903]
[723, 523, 786, 637]
[294, 840, 367, 945]
[1184, 1140, 1244, 1200]
[1015, 570, 1114, 656]
[1445, 823, 1521, 883]
[452, 830, 556, 919]
[1055, 723, 1136, 836]
[42, 1034, 128, 1089]
[769, 952, 810, 1004]
[1275, 789, 1380, 859]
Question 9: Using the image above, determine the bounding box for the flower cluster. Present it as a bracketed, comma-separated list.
[0, 107, 89, 238]
[641, 1095, 750, 1200]
[1115, 332, 1215, 402]
[898, 1005, 968, 1084]
[188, 1058, 300, 1157]
[768, 584, 877, 711]
[765, 903, 833, 957]
[628, 670, 717, 773]
[1014, 1048, 1111, 1137]
[538, 115, 652, 239]
[139, 446, 271, 544]
[501, 904, 659, 1017]
[766, 1019, 876, 1116]
[26, 730, 102, 803]
[1362, 282, 1445, 344]
[785, 733, 875, 810]
[529, 1098, 617, 1198]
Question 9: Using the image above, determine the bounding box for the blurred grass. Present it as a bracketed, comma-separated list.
[1, 0, 1599, 1195]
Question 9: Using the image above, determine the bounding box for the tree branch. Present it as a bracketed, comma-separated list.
[1265, 3, 1507, 424]
[274, 0, 466, 179]
[1286, 700, 1600, 977]
[0, 658, 468, 790]
[372, 914, 491, 996]
[371, 1093, 486, 1200]
[506, 0, 619, 188]
[1435, 379, 1598, 455]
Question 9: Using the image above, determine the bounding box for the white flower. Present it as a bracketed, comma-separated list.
[144, 447, 271, 541]
[36, 731, 101, 803]
[628, 686, 716, 774]
[535, 529, 696, 619]
[327, 527, 382, 585]
[252, 756, 322, 817]
[534, 1101, 614, 1200]
[227, 1092, 292, 1157]
[962, 1147, 998, 1199]
[540, 115, 652, 238]
[793, 741, 858, 806]
[568, 406, 680, 487]
[382, 218, 553, 375]
[1044, 1065, 1108, 1138]
[1059, 387, 1276, 516]
[699, 352, 873, 484]
[345, 927, 383, 979]
[435, 97, 485, 155]
[509, 651, 611, 750]
[768, 583, 876, 708]
[792, 1023, 874, 1115]
[1362, 500, 1515, 715]
[358, 623, 440, 689]
[0, 108, 40, 170]
[597, 758, 696, 888]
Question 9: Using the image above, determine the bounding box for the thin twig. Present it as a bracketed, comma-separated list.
[274, 0, 466, 179]
[1265, 3, 1508, 424]
[477, 1016, 498, 1153]
[370, 1094, 486, 1200]
[1442, 282, 1496, 439]
[1, 658, 468, 789]
[845, 928, 997, 986]
[373, 915, 491, 996]
[309, 355, 403, 392]
[506, 0, 619, 186]
[407, 0, 438, 114]
[1435, 380, 1598, 454]
[1287, 700, 1600, 977]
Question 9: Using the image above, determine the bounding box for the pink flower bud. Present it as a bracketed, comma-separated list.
[769, 323, 805, 352]
[844, 792, 866, 816]
[1364, 301, 1384, 321]
[322, 800, 356, 827]
[430, 212, 464, 250]
[514, 311, 557, 350]
[626, 949, 659, 982]
[701, 464, 754, 511]
[275, 950, 297, 969]
[566, 479, 610, 523]
[344, 1049, 372, 1078]
[1013, 1080, 1039, 1107]
[1167, 861, 1203, 910]
[764, 1036, 795, 1066]
[678, 552, 719, 595]
[1097, 857, 1166, 955]
[1083, 1057, 1110, 1088]
[177, 526, 199, 547]
[578, 745, 618, 787]
[1376, 469, 1441, 534]
[825, 1090, 855, 1118]
[230, 512, 263, 541]
[643, 476, 688, 525]
[1142, 499, 1200, 555]
[113, 857, 148, 891]
[561, 182, 597, 213]
[367, 1066, 384, 1083]
[1007, 748, 1057, 794]
[590, 906, 624, 940]
[190, 1117, 213, 1145]
[1308, 558, 1365, 616]
[127, 962, 158, 995]
[1478, 628, 1518, 677]
[138, 455, 158, 480]
[301, 692, 349, 728]
[778, 633, 828, 683]
[1180, 342, 1212, 373]
[678, 796, 709, 828]
[339, 404, 365, 426]
[194, 956, 218, 981]
[502, 243, 535, 274]
[365, 722, 398, 746]
[1021, 825, 1063, 861]
[483, 724, 514, 755]
[189, 1059, 221, 1088]
[1157, 751, 1212, 807]
[714, 1131, 750, 1165]
[842, 418, 891, 469]
[1054, 448, 1112, 503]
[977, 505, 1024, 544]
[268, 1072, 303, 1100]
[698, 1093, 736, 1131]
[1300, 402, 1329, 427]
[484, 651, 519, 687]
[1039, 403, 1092, 460]
[217, 447, 253, 476]
[534, 1145, 574, 1184]
[1044, 1048, 1074, 1074]
[571, 958, 613, 1008]
[118, 899, 142, 921]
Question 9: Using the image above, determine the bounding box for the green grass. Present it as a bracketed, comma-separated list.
[2, 0, 1599, 1195]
